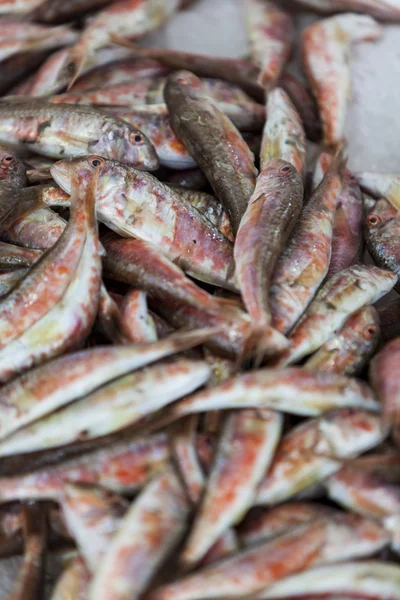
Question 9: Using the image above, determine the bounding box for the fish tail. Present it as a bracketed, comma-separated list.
[241, 324, 290, 368]
[325, 141, 348, 182]
[110, 34, 145, 54]
[67, 41, 88, 90]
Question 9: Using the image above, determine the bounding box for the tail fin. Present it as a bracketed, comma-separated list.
[67, 41, 88, 91]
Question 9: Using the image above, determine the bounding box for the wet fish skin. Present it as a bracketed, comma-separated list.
[0, 359, 211, 456]
[255, 407, 388, 506]
[0, 242, 42, 270]
[278, 70, 322, 142]
[365, 196, 400, 283]
[181, 409, 283, 566]
[275, 264, 397, 367]
[118, 289, 158, 343]
[171, 368, 379, 419]
[370, 337, 400, 446]
[378, 298, 400, 342]
[0, 100, 158, 169]
[51, 155, 236, 290]
[289, 0, 400, 20]
[235, 159, 302, 354]
[245, 0, 294, 89]
[171, 415, 205, 506]
[261, 88, 306, 176]
[165, 70, 257, 236]
[304, 306, 380, 376]
[0, 0, 46, 15]
[0, 145, 26, 187]
[88, 467, 189, 600]
[0, 268, 29, 296]
[302, 14, 382, 146]
[31, 0, 120, 24]
[270, 155, 345, 336]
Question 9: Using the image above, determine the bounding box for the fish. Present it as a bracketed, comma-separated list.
[49, 556, 91, 600]
[200, 529, 239, 567]
[88, 468, 189, 600]
[116, 108, 196, 170]
[370, 337, 400, 447]
[51, 155, 236, 290]
[245, 0, 294, 89]
[151, 521, 327, 600]
[0, 0, 46, 14]
[0, 169, 102, 383]
[378, 298, 400, 342]
[111, 40, 263, 100]
[0, 242, 41, 270]
[102, 233, 252, 358]
[302, 14, 382, 146]
[0, 359, 211, 456]
[164, 70, 257, 235]
[2, 204, 67, 250]
[181, 410, 283, 566]
[260, 88, 306, 176]
[0, 146, 26, 187]
[172, 415, 205, 506]
[60, 483, 127, 572]
[7, 503, 47, 600]
[0, 328, 213, 442]
[255, 408, 388, 506]
[289, 0, 400, 20]
[270, 154, 345, 335]
[314, 154, 364, 278]
[278, 70, 322, 142]
[357, 172, 400, 211]
[234, 159, 303, 356]
[30, 0, 123, 24]
[171, 368, 379, 419]
[256, 561, 400, 600]
[0, 100, 158, 168]
[238, 502, 337, 546]
[304, 306, 380, 375]
[118, 289, 158, 343]
[68, 0, 181, 87]
[0, 269, 29, 296]
[274, 264, 397, 367]
[0, 433, 170, 503]
[365, 196, 400, 284]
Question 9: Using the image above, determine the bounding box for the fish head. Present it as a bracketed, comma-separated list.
[164, 70, 204, 105]
[364, 196, 400, 258]
[344, 306, 380, 356]
[0, 146, 26, 188]
[260, 158, 303, 189]
[89, 119, 159, 171]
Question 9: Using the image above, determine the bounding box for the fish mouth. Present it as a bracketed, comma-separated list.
[50, 161, 72, 193]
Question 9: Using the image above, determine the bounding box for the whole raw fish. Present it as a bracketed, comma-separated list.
[370, 337, 400, 447]
[302, 14, 382, 145]
[261, 88, 306, 176]
[278, 70, 322, 142]
[234, 159, 303, 355]
[51, 155, 236, 290]
[165, 70, 257, 235]
[0, 100, 158, 168]
[270, 154, 345, 335]
[0, 242, 41, 270]
[73, 57, 169, 91]
[358, 172, 400, 210]
[118, 289, 158, 343]
[365, 197, 400, 284]
[245, 0, 294, 89]
[88, 468, 189, 600]
[304, 306, 380, 375]
[255, 408, 388, 505]
[2, 205, 66, 250]
[0, 22, 77, 65]
[275, 264, 397, 367]
[172, 415, 205, 506]
[171, 368, 378, 418]
[0, 359, 211, 456]
[181, 410, 283, 566]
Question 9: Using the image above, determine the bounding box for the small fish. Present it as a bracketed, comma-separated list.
[302, 14, 382, 145]
[68, 0, 181, 86]
[116, 108, 196, 170]
[30, 0, 119, 24]
[0, 242, 41, 270]
[181, 410, 283, 566]
[257, 561, 400, 600]
[278, 70, 322, 142]
[290, 0, 400, 20]
[2, 205, 66, 250]
[245, 0, 294, 89]
[255, 408, 388, 506]
[304, 306, 380, 375]
[112, 40, 263, 100]
[171, 368, 378, 419]
[50, 556, 91, 600]
[0, 328, 213, 442]
[238, 502, 337, 546]
[51, 155, 236, 290]
[0, 433, 170, 503]
[370, 337, 400, 446]
[0, 100, 158, 168]
[102, 233, 252, 358]
[270, 154, 345, 335]
[172, 415, 205, 506]
[165, 70, 257, 235]
[275, 264, 397, 367]
[88, 468, 189, 600]
[118, 289, 158, 343]
[234, 159, 303, 355]
[60, 483, 127, 572]
[0, 359, 211, 456]
[261, 88, 306, 176]
[72, 57, 169, 91]
[365, 197, 400, 284]
[358, 172, 400, 210]
[8, 503, 47, 600]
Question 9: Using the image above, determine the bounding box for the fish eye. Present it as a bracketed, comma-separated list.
[367, 214, 381, 226]
[89, 157, 104, 168]
[364, 325, 377, 338]
[2, 155, 14, 165]
[348, 173, 357, 182]
[131, 132, 145, 145]
[280, 165, 291, 174]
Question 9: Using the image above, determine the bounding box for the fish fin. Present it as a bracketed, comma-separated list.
[110, 34, 143, 52]
[67, 42, 88, 91]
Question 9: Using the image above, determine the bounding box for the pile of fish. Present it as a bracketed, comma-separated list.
[0, 0, 398, 598]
